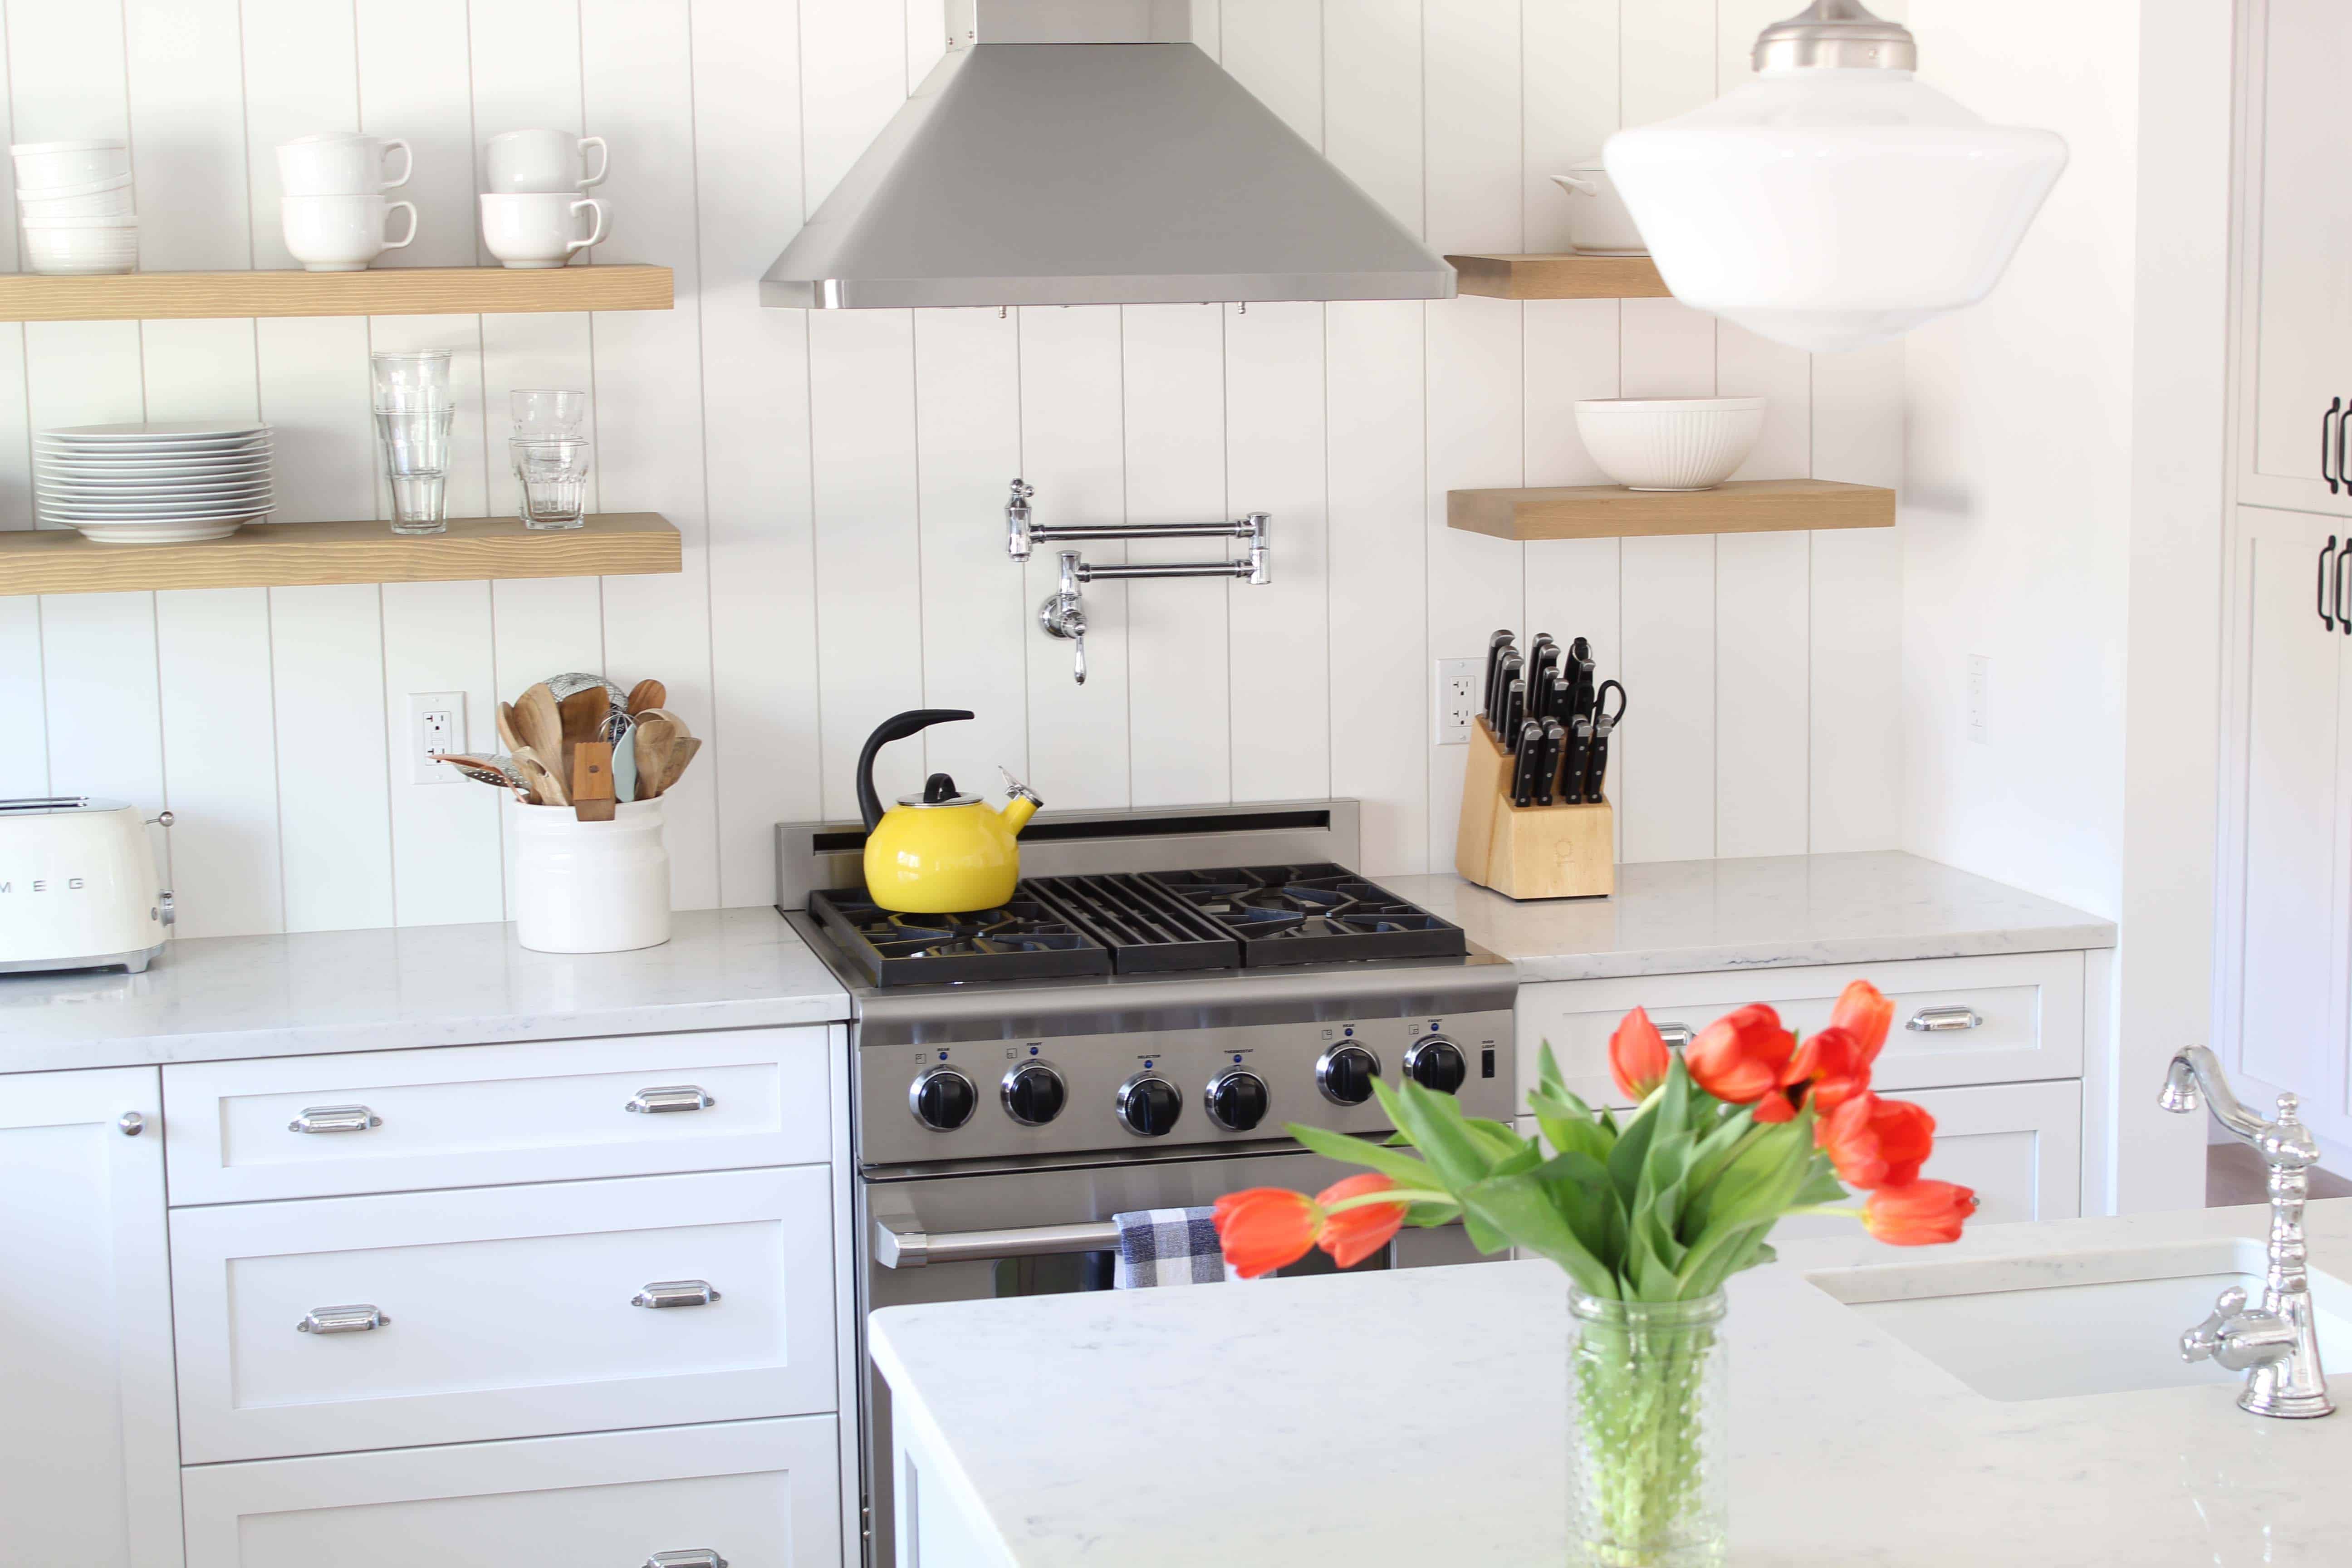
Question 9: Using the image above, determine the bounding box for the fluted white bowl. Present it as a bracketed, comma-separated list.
[1572, 397, 1766, 491]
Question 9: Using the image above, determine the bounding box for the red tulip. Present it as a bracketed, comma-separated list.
[1609, 1007, 1673, 1101]
[1212, 1188, 1320, 1279]
[1684, 1004, 1798, 1104]
[1830, 980, 1897, 1067]
[1784, 1024, 1871, 1112]
[1314, 1173, 1409, 1268]
[1817, 1093, 1936, 1189]
[1862, 1180, 1978, 1245]
[1751, 1092, 1797, 1124]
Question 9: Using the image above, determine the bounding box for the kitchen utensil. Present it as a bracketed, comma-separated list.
[514, 684, 565, 770]
[624, 678, 666, 716]
[1511, 719, 1543, 808]
[512, 388, 588, 436]
[1585, 679, 1626, 801]
[511, 745, 566, 807]
[556, 686, 608, 786]
[514, 797, 669, 954]
[1502, 676, 1527, 745]
[1529, 641, 1561, 717]
[1535, 718, 1566, 806]
[652, 736, 701, 798]
[856, 709, 1040, 913]
[276, 133, 412, 196]
[1548, 164, 1648, 255]
[570, 740, 617, 823]
[375, 406, 453, 533]
[1481, 630, 1512, 726]
[1490, 649, 1523, 734]
[280, 193, 417, 271]
[1563, 716, 1594, 805]
[479, 191, 607, 268]
[495, 701, 527, 761]
[486, 128, 609, 193]
[11, 140, 128, 191]
[434, 754, 528, 798]
[0, 798, 171, 973]
[1573, 397, 1767, 491]
[510, 435, 591, 528]
[630, 714, 678, 796]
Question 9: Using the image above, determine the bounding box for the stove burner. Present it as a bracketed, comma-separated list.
[810, 893, 1113, 985]
[1148, 865, 1464, 967]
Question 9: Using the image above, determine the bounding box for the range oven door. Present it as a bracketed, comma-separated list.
[855, 1146, 1487, 1566]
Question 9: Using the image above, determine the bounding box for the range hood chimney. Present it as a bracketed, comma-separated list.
[761, 0, 1455, 309]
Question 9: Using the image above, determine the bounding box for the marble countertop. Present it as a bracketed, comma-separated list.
[872, 1199, 2347, 1567]
[1383, 850, 2114, 982]
[0, 906, 850, 1073]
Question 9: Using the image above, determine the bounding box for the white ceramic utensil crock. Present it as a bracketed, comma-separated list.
[514, 797, 671, 953]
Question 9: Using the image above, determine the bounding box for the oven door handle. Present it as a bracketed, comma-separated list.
[876, 1215, 1122, 1269]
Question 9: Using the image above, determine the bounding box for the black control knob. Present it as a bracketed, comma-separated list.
[1404, 1037, 1468, 1094]
[1205, 1068, 1270, 1132]
[1316, 1044, 1382, 1106]
[1117, 1073, 1185, 1137]
[1000, 1061, 1067, 1126]
[908, 1066, 978, 1131]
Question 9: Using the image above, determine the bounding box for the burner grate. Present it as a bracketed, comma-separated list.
[1147, 863, 1466, 968]
[1027, 873, 1240, 974]
[808, 892, 1112, 987]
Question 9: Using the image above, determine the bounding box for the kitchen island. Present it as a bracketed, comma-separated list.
[871, 1199, 2348, 1567]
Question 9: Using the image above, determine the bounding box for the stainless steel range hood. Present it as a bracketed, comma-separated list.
[761, 0, 1455, 309]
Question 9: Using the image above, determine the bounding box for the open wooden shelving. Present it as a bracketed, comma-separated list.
[0, 511, 681, 597]
[0, 264, 673, 322]
[1446, 253, 1671, 300]
[1447, 480, 1895, 542]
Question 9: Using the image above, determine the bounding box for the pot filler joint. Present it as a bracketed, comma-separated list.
[1006, 477, 1270, 685]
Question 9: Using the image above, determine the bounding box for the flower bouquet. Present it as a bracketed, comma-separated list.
[1213, 981, 1978, 1568]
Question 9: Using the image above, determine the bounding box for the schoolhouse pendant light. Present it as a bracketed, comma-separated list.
[1602, 0, 2068, 354]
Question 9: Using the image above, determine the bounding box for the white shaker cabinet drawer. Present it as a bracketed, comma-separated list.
[181, 1415, 840, 1568]
[169, 1167, 837, 1462]
[1516, 952, 2086, 1107]
[162, 1027, 834, 1204]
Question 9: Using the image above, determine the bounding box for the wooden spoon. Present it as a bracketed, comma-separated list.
[631, 715, 678, 795]
[511, 745, 567, 807]
[624, 678, 666, 716]
[654, 735, 702, 797]
[495, 701, 527, 759]
[514, 684, 565, 773]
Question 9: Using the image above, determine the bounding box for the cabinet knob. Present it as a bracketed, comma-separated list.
[1906, 1006, 1983, 1034]
[626, 1085, 715, 1114]
[645, 1553, 728, 1568]
[118, 1111, 145, 1137]
[632, 1279, 721, 1309]
[288, 1104, 381, 1135]
[297, 1303, 389, 1334]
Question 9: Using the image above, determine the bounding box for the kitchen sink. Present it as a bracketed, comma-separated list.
[1804, 1238, 2352, 1401]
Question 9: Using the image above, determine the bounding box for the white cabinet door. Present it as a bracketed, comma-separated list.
[2236, 0, 2352, 514]
[2218, 506, 2352, 1145]
[0, 1067, 182, 1568]
[182, 1415, 840, 1568]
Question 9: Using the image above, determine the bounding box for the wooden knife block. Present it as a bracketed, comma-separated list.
[1454, 715, 1614, 900]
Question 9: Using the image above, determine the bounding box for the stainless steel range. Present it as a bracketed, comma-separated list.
[777, 800, 1519, 1568]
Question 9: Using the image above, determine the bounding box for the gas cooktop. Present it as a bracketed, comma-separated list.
[808, 862, 1465, 988]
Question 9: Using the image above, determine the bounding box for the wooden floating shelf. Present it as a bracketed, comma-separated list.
[1446, 253, 1671, 300]
[0, 512, 681, 597]
[1448, 480, 1895, 541]
[0, 264, 673, 322]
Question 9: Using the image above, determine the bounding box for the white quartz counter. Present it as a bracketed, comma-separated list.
[1383, 849, 2113, 982]
[0, 906, 850, 1073]
[872, 1199, 2347, 1567]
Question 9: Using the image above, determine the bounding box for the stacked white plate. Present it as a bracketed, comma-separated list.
[35, 422, 275, 544]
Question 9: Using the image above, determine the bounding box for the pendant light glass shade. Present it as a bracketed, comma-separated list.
[1601, 3, 2068, 354]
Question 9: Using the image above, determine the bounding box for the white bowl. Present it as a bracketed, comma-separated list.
[20, 186, 135, 219]
[19, 210, 137, 229]
[23, 225, 138, 276]
[1548, 166, 1647, 255]
[1572, 397, 1766, 491]
[11, 139, 128, 191]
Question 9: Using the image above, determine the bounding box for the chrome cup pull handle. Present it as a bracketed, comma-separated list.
[632, 1279, 721, 1309]
[298, 1303, 389, 1334]
[1654, 1023, 1695, 1049]
[288, 1104, 382, 1134]
[627, 1085, 715, 1114]
[645, 1553, 729, 1568]
[1906, 1006, 1983, 1034]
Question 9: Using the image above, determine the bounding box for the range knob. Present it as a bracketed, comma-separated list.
[908, 1065, 978, 1131]
[1316, 1044, 1382, 1106]
[1404, 1037, 1468, 1094]
[1204, 1068, 1270, 1132]
[1000, 1061, 1067, 1126]
[1117, 1072, 1185, 1137]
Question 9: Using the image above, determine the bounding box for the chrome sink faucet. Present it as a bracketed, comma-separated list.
[2159, 1045, 2334, 1418]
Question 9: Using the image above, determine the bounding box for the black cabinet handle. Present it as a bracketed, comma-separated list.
[2327, 399, 2342, 495]
[2337, 534, 2351, 635]
[2322, 536, 2338, 631]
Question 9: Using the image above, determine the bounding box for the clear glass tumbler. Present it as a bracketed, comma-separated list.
[511, 387, 587, 437]
[511, 435, 591, 529]
[1566, 1289, 1729, 1568]
[371, 350, 451, 412]
[377, 407, 455, 534]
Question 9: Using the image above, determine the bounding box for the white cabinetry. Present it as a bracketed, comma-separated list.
[0, 1066, 183, 1568]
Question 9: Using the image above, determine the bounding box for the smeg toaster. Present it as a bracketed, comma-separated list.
[0, 798, 173, 974]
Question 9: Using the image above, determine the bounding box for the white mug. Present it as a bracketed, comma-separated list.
[281, 193, 417, 271]
[480, 192, 607, 269]
[485, 129, 608, 194]
[278, 133, 412, 196]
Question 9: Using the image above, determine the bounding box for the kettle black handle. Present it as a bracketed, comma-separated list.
[856, 709, 975, 832]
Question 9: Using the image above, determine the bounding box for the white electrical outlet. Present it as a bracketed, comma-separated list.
[409, 691, 467, 784]
[1436, 658, 1484, 745]
[1967, 655, 1990, 745]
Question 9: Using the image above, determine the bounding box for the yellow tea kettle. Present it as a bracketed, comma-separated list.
[857, 709, 1041, 912]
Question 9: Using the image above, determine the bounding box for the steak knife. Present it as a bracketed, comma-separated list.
[1512, 719, 1544, 807]
[1483, 630, 1514, 731]
[1563, 716, 1593, 804]
[1534, 718, 1566, 806]
[1491, 650, 1524, 735]
[1529, 642, 1561, 716]
[1503, 676, 1527, 745]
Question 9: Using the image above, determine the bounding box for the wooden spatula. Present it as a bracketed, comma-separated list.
[556, 686, 610, 789]
[654, 735, 702, 797]
[631, 715, 678, 795]
[495, 701, 528, 759]
[515, 684, 565, 772]
[512, 745, 566, 807]
[624, 678, 666, 716]
[571, 740, 617, 822]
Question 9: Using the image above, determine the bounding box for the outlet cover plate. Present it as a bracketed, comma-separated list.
[409, 691, 467, 784]
[1437, 658, 1483, 745]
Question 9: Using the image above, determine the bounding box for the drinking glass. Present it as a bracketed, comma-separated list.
[511, 436, 591, 529]
[511, 387, 587, 436]
[371, 350, 451, 412]
[378, 408, 454, 534]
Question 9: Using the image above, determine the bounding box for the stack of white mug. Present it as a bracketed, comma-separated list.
[14, 140, 137, 275]
[279, 135, 417, 271]
[480, 130, 609, 268]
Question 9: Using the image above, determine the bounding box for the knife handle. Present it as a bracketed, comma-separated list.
[1503, 677, 1526, 743]
[1563, 718, 1592, 805]
[1511, 720, 1542, 808]
[1587, 720, 1614, 802]
[1534, 719, 1565, 806]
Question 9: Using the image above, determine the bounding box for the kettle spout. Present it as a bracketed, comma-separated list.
[999, 767, 1042, 835]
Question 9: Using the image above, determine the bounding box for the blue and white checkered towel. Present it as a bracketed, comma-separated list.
[1112, 1206, 1242, 1288]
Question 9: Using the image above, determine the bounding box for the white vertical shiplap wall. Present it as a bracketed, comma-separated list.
[0, 0, 1903, 938]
